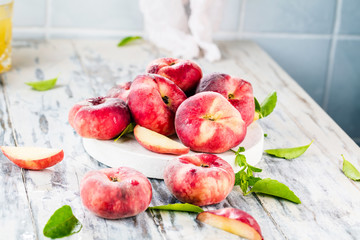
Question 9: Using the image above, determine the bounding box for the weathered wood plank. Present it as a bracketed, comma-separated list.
[0, 74, 36, 239]
[3, 39, 360, 240]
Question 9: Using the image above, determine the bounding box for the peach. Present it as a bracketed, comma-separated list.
[197, 208, 263, 240]
[128, 74, 187, 136]
[0, 146, 64, 170]
[196, 73, 255, 127]
[69, 97, 131, 140]
[80, 167, 152, 219]
[106, 81, 132, 103]
[134, 125, 189, 155]
[175, 91, 246, 153]
[146, 57, 202, 93]
[164, 154, 235, 206]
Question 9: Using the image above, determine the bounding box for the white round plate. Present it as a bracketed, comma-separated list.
[83, 122, 264, 179]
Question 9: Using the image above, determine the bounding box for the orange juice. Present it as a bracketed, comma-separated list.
[0, 0, 13, 73]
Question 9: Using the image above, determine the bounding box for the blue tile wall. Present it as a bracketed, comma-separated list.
[339, 0, 360, 34]
[51, 0, 143, 30]
[220, 0, 242, 31]
[253, 37, 330, 104]
[244, 0, 337, 34]
[13, 0, 46, 27]
[9, 0, 360, 145]
[326, 40, 360, 139]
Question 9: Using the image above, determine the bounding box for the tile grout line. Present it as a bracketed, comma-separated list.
[237, 0, 247, 38]
[12, 26, 360, 41]
[322, 0, 343, 110]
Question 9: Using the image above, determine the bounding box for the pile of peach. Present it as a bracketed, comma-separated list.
[69, 57, 255, 154]
[68, 58, 262, 239]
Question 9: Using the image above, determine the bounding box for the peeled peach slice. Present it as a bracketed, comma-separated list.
[196, 208, 263, 240]
[0, 146, 64, 170]
[133, 125, 189, 155]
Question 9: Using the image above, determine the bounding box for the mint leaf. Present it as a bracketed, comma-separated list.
[260, 91, 277, 117]
[25, 76, 58, 91]
[248, 165, 262, 173]
[43, 205, 82, 239]
[235, 154, 246, 167]
[248, 176, 262, 186]
[265, 140, 313, 159]
[254, 97, 262, 119]
[114, 122, 136, 142]
[118, 36, 142, 47]
[148, 203, 203, 213]
[342, 155, 360, 181]
[248, 178, 301, 204]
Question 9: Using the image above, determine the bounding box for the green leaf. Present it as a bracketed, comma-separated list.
[264, 133, 268, 137]
[25, 76, 58, 91]
[248, 165, 262, 173]
[249, 178, 301, 204]
[235, 154, 246, 167]
[260, 91, 277, 117]
[114, 122, 136, 142]
[248, 176, 262, 186]
[43, 205, 82, 239]
[237, 147, 245, 154]
[148, 203, 203, 213]
[342, 155, 360, 181]
[264, 140, 313, 159]
[254, 97, 262, 118]
[117, 36, 142, 47]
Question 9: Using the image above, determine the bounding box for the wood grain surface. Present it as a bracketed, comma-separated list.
[0, 39, 359, 240]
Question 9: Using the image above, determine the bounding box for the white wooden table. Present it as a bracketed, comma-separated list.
[1, 39, 360, 240]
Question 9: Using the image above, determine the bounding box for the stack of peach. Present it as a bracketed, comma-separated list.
[69, 58, 263, 239]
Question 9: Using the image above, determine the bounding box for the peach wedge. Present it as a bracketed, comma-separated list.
[133, 125, 189, 155]
[1, 146, 64, 170]
[197, 208, 263, 240]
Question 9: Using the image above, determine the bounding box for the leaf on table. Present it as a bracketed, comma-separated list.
[260, 91, 277, 118]
[148, 203, 204, 213]
[248, 178, 301, 204]
[43, 205, 82, 239]
[265, 140, 314, 159]
[114, 122, 136, 142]
[25, 76, 58, 91]
[342, 155, 360, 181]
[254, 97, 262, 119]
[117, 36, 142, 47]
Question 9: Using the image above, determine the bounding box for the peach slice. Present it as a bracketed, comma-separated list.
[196, 208, 263, 240]
[1, 146, 64, 170]
[133, 125, 189, 155]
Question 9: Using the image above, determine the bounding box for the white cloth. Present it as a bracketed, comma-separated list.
[139, 0, 224, 62]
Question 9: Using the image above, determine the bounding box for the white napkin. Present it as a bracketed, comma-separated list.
[139, 0, 224, 62]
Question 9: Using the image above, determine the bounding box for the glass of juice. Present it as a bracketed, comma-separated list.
[0, 0, 13, 73]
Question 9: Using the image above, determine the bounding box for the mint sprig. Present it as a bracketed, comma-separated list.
[254, 91, 277, 119]
[231, 147, 262, 194]
[232, 146, 301, 204]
